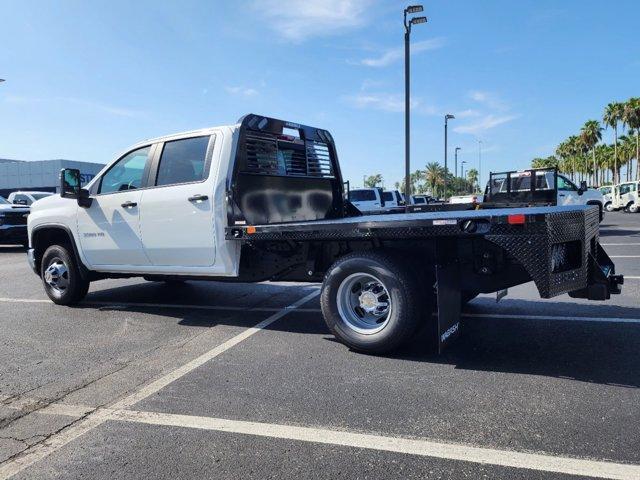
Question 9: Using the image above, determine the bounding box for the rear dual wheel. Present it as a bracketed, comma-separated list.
[321, 251, 428, 354]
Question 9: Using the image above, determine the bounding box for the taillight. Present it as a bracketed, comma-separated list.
[507, 214, 526, 225]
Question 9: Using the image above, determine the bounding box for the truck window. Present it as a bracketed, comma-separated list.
[413, 196, 426, 204]
[156, 136, 210, 187]
[382, 192, 393, 202]
[99, 146, 150, 194]
[619, 183, 636, 195]
[349, 190, 376, 202]
[557, 176, 577, 191]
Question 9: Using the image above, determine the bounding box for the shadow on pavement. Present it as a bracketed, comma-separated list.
[77, 281, 640, 388]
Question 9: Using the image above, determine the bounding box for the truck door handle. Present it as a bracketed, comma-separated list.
[121, 201, 138, 208]
[559, 194, 565, 197]
[188, 194, 209, 202]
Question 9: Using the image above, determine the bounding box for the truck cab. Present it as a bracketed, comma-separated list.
[607, 181, 639, 212]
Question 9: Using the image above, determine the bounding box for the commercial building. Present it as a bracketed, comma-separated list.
[0, 159, 104, 198]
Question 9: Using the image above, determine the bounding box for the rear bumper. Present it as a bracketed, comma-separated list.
[0, 224, 27, 245]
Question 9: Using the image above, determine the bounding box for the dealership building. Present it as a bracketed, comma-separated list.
[0, 159, 105, 198]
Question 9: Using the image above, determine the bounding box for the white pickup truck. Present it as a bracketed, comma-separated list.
[27, 115, 623, 354]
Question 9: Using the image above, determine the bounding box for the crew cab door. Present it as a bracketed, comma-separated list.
[138, 135, 216, 267]
[77, 145, 153, 267]
[557, 175, 580, 206]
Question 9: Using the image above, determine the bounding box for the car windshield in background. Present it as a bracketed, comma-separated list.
[349, 190, 376, 202]
[0, 196, 9, 204]
[31, 193, 52, 200]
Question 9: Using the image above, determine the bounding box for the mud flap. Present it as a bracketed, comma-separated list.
[436, 262, 462, 353]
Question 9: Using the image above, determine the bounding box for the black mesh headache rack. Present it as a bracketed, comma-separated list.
[484, 167, 558, 207]
[224, 115, 623, 353]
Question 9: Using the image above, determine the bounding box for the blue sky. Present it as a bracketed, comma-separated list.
[1, 0, 639, 188]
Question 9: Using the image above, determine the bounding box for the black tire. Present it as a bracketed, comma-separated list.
[320, 251, 423, 354]
[41, 244, 90, 305]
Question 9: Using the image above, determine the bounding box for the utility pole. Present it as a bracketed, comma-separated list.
[403, 6, 426, 206]
[478, 140, 483, 192]
[444, 114, 455, 201]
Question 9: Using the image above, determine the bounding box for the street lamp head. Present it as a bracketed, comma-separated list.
[0, 79, 5, 83]
[455, 147, 461, 152]
[405, 5, 424, 14]
[410, 16, 427, 25]
[445, 114, 455, 120]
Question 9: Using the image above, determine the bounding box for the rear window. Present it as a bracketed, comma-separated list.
[413, 196, 426, 204]
[349, 190, 376, 202]
[156, 136, 210, 187]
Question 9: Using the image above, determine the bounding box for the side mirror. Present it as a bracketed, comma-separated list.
[579, 180, 587, 195]
[60, 168, 92, 207]
[61, 168, 81, 198]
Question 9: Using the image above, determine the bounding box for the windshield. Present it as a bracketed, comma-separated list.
[32, 193, 52, 200]
[0, 196, 9, 204]
[349, 189, 376, 202]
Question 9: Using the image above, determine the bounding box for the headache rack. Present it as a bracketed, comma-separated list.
[484, 167, 558, 207]
[227, 114, 346, 226]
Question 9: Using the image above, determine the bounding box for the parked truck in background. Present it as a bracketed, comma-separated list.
[27, 115, 623, 354]
[0, 196, 30, 246]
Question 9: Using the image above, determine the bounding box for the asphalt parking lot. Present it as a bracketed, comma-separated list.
[1, 211, 639, 480]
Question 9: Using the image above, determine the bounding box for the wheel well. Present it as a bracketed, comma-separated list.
[32, 227, 78, 276]
[586, 200, 603, 221]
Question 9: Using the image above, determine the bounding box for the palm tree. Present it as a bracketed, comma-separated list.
[466, 168, 479, 192]
[623, 97, 640, 180]
[363, 174, 383, 188]
[603, 102, 625, 184]
[425, 162, 444, 197]
[580, 120, 603, 186]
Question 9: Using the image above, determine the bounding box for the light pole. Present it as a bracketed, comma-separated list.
[454, 147, 461, 179]
[477, 140, 483, 192]
[461, 160, 467, 191]
[443, 114, 455, 200]
[403, 5, 426, 205]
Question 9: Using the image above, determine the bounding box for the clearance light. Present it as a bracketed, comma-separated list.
[508, 214, 526, 225]
[246, 226, 256, 234]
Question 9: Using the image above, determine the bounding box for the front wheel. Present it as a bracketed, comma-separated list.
[41, 245, 90, 305]
[604, 202, 613, 212]
[320, 251, 423, 354]
[629, 203, 639, 213]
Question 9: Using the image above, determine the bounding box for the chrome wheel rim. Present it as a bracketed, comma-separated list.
[336, 273, 392, 335]
[44, 258, 70, 294]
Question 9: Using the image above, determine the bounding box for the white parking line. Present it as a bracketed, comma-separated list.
[0, 289, 320, 480]
[609, 255, 640, 258]
[20, 403, 640, 480]
[601, 243, 640, 246]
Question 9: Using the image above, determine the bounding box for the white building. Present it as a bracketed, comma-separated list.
[0, 159, 104, 198]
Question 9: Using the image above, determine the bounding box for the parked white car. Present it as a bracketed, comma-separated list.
[8, 191, 54, 206]
[348, 188, 385, 213]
